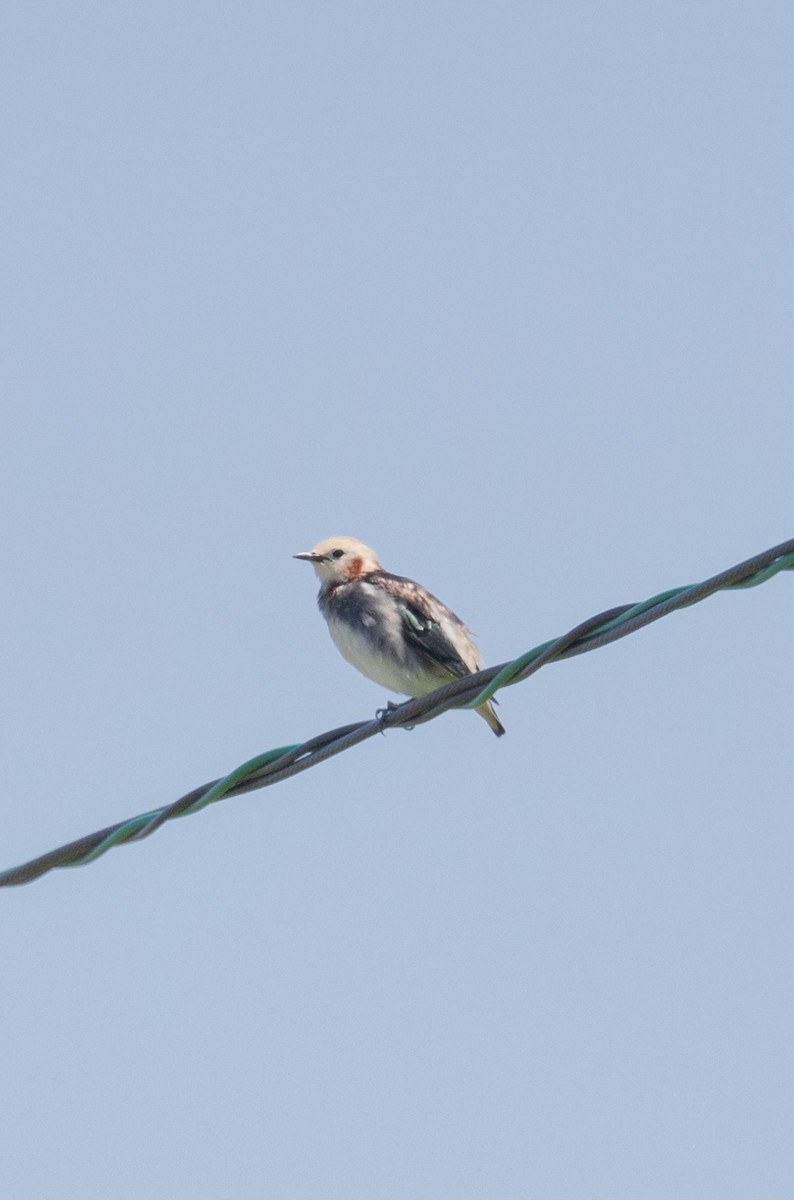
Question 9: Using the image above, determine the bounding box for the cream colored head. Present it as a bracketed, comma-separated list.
[294, 536, 381, 584]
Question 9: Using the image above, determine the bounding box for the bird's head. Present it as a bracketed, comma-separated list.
[294, 536, 381, 585]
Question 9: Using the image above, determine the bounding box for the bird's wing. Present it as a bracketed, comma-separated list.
[376, 572, 474, 680]
[401, 605, 472, 678]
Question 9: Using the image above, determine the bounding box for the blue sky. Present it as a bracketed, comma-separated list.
[1, 3, 792, 1197]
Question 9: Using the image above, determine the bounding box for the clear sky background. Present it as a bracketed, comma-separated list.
[1, 4, 792, 1198]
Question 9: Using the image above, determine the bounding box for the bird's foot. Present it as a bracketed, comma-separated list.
[376, 700, 414, 733]
[375, 700, 399, 732]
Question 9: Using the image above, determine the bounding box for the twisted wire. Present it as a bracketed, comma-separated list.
[2, 537, 792, 888]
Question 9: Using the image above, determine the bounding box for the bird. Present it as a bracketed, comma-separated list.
[294, 536, 505, 736]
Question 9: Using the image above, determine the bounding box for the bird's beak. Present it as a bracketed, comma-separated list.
[293, 551, 321, 562]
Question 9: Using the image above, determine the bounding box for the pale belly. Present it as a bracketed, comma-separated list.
[326, 615, 441, 697]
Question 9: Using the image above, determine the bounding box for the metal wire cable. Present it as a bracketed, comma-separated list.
[2, 537, 792, 888]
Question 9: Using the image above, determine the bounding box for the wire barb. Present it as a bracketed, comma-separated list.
[2, 538, 792, 888]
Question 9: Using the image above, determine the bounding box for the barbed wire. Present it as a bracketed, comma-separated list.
[2, 537, 792, 888]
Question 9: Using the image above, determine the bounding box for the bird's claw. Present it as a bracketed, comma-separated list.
[376, 701, 414, 733]
[375, 700, 400, 733]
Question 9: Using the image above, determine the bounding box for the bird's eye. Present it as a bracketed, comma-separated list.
[331, 549, 345, 559]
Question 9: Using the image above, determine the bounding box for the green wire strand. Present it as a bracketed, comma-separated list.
[464, 549, 794, 710]
[66, 744, 304, 866]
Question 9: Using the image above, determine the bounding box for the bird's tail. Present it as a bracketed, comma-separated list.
[477, 700, 506, 737]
